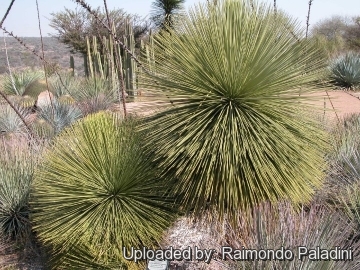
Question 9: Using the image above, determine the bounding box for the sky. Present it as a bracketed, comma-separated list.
[0, 0, 359, 37]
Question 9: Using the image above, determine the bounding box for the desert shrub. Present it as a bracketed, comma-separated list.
[24, 79, 53, 98]
[31, 112, 176, 269]
[49, 72, 80, 98]
[0, 104, 32, 138]
[3, 70, 43, 96]
[74, 77, 118, 115]
[223, 203, 360, 270]
[140, 0, 328, 221]
[329, 52, 360, 89]
[0, 146, 35, 240]
[37, 99, 82, 135]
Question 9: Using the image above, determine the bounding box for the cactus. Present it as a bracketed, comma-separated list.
[83, 53, 89, 77]
[80, 20, 155, 100]
[70, 55, 75, 77]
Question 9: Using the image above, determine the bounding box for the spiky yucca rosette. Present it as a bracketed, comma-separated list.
[140, 0, 329, 221]
[31, 113, 176, 269]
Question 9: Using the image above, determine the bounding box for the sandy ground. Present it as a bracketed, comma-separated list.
[304, 90, 360, 121]
[125, 90, 360, 121]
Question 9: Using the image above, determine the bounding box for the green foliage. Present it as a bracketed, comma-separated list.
[24, 79, 52, 98]
[37, 99, 82, 135]
[0, 146, 35, 240]
[75, 77, 117, 115]
[49, 72, 80, 98]
[49, 7, 148, 55]
[312, 33, 345, 59]
[0, 104, 30, 137]
[329, 52, 360, 89]
[31, 113, 176, 269]
[141, 0, 328, 220]
[224, 203, 360, 270]
[3, 70, 43, 96]
[151, 0, 185, 29]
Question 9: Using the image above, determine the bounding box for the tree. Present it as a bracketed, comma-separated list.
[311, 15, 360, 55]
[141, 0, 328, 221]
[311, 15, 348, 40]
[49, 7, 149, 55]
[344, 16, 360, 50]
[150, 0, 185, 29]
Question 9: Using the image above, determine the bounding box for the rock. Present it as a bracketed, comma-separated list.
[36, 91, 54, 108]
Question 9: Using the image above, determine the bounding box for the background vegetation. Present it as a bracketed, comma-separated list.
[1, 0, 360, 269]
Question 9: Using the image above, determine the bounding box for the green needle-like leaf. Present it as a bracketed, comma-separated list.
[141, 0, 328, 221]
[31, 112, 176, 269]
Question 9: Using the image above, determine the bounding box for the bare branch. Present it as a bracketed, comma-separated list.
[306, 0, 314, 39]
[36, 0, 55, 118]
[0, 0, 16, 28]
[274, 0, 277, 15]
[1, 26, 71, 95]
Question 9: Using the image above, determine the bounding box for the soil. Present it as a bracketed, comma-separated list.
[303, 90, 360, 121]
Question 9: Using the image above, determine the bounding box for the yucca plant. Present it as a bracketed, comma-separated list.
[0, 104, 32, 138]
[49, 72, 80, 98]
[31, 113, 176, 269]
[0, 145, 35, 240]
[151, 0, 185, 29]
[329, 52, 360, 89]
[140, 0, 328, 220]
[74, 77, 117, 115]
[3, 70, 43, 96]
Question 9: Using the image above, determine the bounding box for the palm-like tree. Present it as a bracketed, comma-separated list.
[141, 0, 328, 221]
[150, 0, 185, 29]
[31, 113, 176, 269]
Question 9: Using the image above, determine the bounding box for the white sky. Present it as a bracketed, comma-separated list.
[0, 0, 359, 37]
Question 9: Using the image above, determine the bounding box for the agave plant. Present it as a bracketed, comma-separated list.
[31, 113, 176, 269]
[140, 0, 328, 220]
[329, 52, 360, 89]
[37, 99, 82, 135]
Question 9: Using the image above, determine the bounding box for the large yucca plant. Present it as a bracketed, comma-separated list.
[140, 0, 328, 220]
[31, 113, 176, 269]
[329, 52, 360, 89]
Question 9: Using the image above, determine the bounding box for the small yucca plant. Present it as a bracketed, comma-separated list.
[74, 77, 117, 115]
[0, 104, 32, 138]
[329, 52, 360, 89]
[31, 113, 176, 269]
[3, 70, 43, 96]
[0, 145, 35, 240]
[140, 0, 328, 220]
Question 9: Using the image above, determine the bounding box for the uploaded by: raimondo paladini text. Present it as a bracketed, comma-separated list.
[122, 246, 354, 264]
